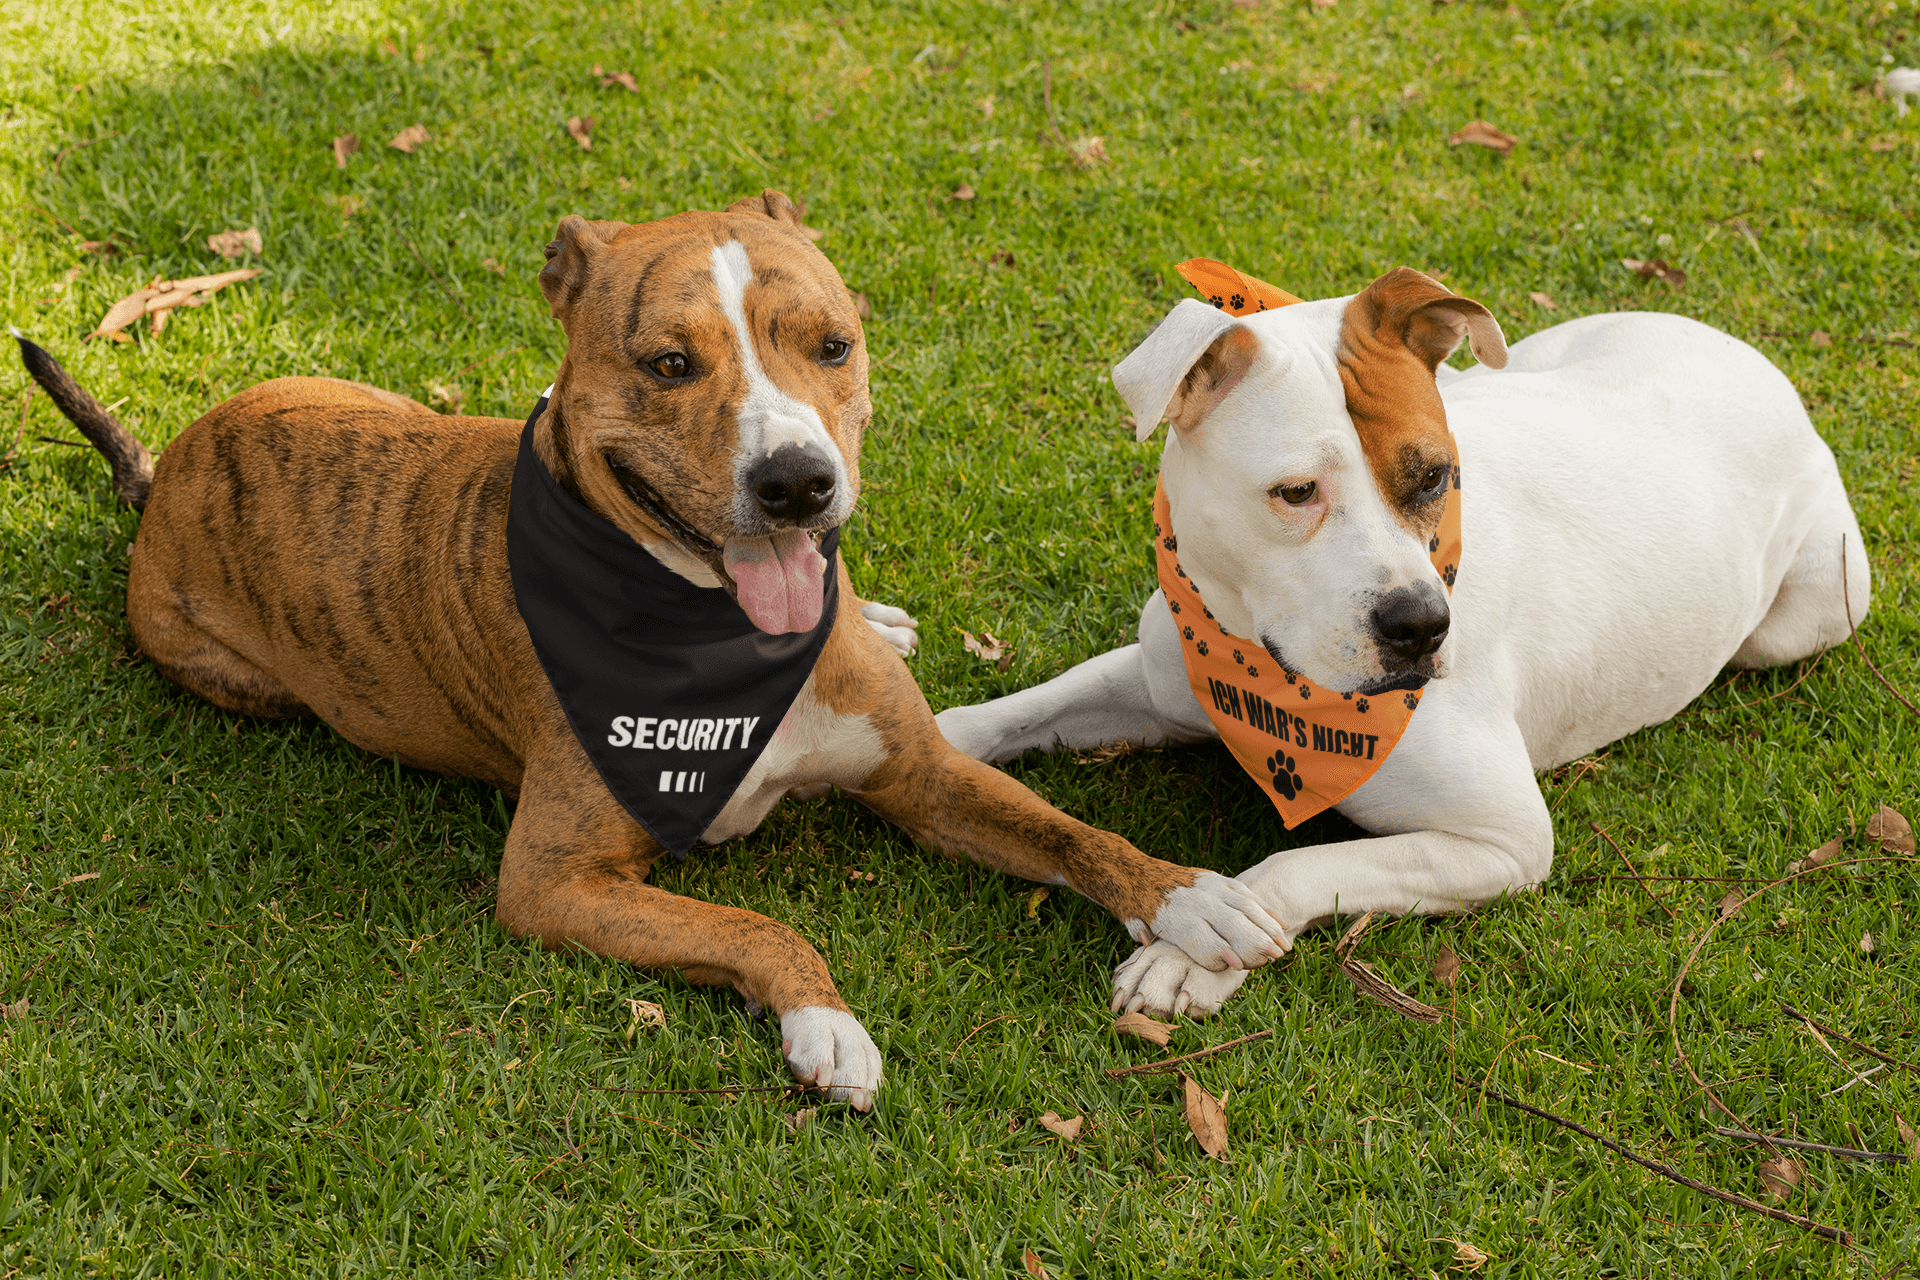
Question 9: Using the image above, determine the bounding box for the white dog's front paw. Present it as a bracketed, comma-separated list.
[1111, 940, 1250, 1018]
[860, 600, 919, 656]
[780, 1006, 882, 1112]
[1132, 870, 1293, 972]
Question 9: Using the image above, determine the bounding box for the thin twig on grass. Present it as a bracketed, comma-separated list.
[951, 1012, 1017, 1058]
[1454, 1075, 1854, 1246]
[1779, 1003, 1920, 1076]
[1712, 1127, 1911, 1164]
[587, 1082, 804, 1098]
[52, 131, 122, 172]
[1676, 651, 1827, 718]
[1843, 535, 1919, 719]
[1333, 911, 1444, 1022]
[615, 1112, 709, 1150]
[1668, 856, 1920, 1135]
[1591, 822, 1676, 919]
[1103, 1030, 1273, 1078]
[402, 237, 473, 322]
[1040, 60, 1066, 146]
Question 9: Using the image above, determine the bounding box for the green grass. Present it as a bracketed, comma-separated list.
[3, 0, 1917, 1274]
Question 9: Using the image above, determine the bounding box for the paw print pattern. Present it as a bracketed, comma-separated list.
[1208, 294, 1225, 309]
[1169, 600, 1182, 614]
[1163, 535, 1177, 551]
[1182, 626, 1195, 640]
[1443, 563, 1457, 587]
[1229, 293, 1245, 310]
[1284, 672, 1296, 685]
[1356, 697, 1370, 714]
[1266, 752, 1303, 800]
[1403, 692, 1420, 710]
[1245, 665, 1260, 678]
[1299, 685, 1311, 700]
[1341, 691, 1353, 700]
[1196, 640, 1209, 656]
[1428, 535, 1440, 553]
[1203, 607, 1214, 620]
[1453, 466, 1462, 490]
[1232, 649, 1244, 665]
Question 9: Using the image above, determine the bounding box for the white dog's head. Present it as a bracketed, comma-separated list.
[1115, 268, 1507, 695]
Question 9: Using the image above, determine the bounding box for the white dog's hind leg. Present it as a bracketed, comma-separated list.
[1729, 490, 1871, 669]
[935, 590, 1213, 763]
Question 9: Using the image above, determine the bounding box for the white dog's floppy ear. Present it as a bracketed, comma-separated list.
[1354, 267, 1508, 371]
[1114, 298, 1262, 441]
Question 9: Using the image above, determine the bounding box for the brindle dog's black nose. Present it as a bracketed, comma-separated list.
[748, 444, 837, 521]
[1371, 583, 1450, 664]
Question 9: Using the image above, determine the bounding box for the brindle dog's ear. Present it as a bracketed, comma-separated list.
[726, 189, 812, 236]
[1359, 267, 1508, 371]
[539, 215, 626, 319]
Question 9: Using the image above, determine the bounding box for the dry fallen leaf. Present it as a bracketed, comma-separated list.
[950, 183, 975, 200]
[592, 64, 641, 92]
[1716, 889, 1745, 921]
[1860, 930, 1876, 955]
[567, 116, 595, 151]
[1068, 136, 1109, 167]
[1294, 72, 1337, 93]
[1442, 1239, 1491, 1271]
[332, 134, 360, 168]
[1528, 290, 1558, 310]
[1182, 1073, 1228, 1159]
[207, 226, 263, 258]
[989, 249, 1016, 268]
[1, 996, 27, 1021]
[1038, 1111, 1083, 1141]
[58, 871, 101, 887]
[326, 192, 366, 220]
[425, 382, 465, 415]
[89, 269, 261, 340]
[1621, 258, 1687, 290]
[783, 1107, 816, 1133]
[1025, 887, 1049, 918]
[388, 124, 430, 153]
[1022, 1248, 1051, 1280]
[1865, 804, 1914, 854]
[1448, 120, 1518, 155]
[1810, 330, 1833, 349]
[1113, 1011, 1174, 1047]
[845, 866, 876, 883]
[1896, 1113, 1919, 1161]
[960, 628, 1013, 669]
[1432, 942, 1461, 989]
[1757, 1155, 1805, 1200]
[79, 239, 116, 256]
[622, 998, 666, 1042]
[850, 291, 871, 321]
[481, 258, 507, 276]
[1788, 836, 1842, 875]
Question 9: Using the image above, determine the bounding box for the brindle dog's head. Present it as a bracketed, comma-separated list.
[535, 190, 868, 634]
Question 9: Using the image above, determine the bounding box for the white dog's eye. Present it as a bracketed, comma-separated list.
[1272, 481, 1317, 506]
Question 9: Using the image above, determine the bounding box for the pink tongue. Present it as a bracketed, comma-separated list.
[723, 530, 828, 634]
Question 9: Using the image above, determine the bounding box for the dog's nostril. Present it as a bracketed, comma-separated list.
[1371, 585, 1450, 662]
[747, 445, 837, 521]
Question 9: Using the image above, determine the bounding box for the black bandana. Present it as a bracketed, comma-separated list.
[506, 394, 839, 857]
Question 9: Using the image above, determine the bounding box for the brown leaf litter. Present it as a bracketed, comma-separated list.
[332, 134, 360, 168]
[567, 116, 595, 150]
[1334, 911, 1443, 1022]
[1112, 1011, 1174, 1048]
[1448, 121, 1518, 154]
[89, 268, 261, 342]
[960, 628, 1015, 672]
[1037, 1111, 1083, 1141]
[1621, 258, 1686, 290]
[206, 226, 262, 258]
[1181, 1073, 1228, 1159]
[388, 124, 430, 153]
[1865, 804, 1914, 854]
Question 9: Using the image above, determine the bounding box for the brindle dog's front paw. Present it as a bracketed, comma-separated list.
[1111, 940, 1250, 1018]
[780, 1006, 883, 1112]
[1134, 870, 1292, 972]
[860, 601, 919, 656]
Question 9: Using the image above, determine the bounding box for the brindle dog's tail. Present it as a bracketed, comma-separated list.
[11, 326, 153, 510]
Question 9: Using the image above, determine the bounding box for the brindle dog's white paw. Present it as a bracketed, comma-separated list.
[1111, 940, 1250, 1018]
[780, 1006, 882, 1112]
[860, 601, 919, 656]
[1132, 870, 1292, 972]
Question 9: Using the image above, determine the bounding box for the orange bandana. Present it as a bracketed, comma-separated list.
[1154, 259, 1461, 827]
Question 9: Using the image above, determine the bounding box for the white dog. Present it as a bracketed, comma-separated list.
[937, 266, 1870, 1018]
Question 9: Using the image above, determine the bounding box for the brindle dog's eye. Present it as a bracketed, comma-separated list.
[821, 339, 851, 366]
[1273, 481, 1317, 506]
[1422, 465, 1448, 491]
[648, 352, 691, 380]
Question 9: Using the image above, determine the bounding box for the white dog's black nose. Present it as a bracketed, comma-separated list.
[748, 444, 837, 521]
[1371, 584, 1450, 664]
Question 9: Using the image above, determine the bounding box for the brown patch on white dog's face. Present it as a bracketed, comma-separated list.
[1336, 267, 1505, 542]
[533, 193, 869, 570]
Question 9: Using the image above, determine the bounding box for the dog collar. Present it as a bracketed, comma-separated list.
[1155, 261, 1461, 828]
[506, 393, 839, 858]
